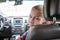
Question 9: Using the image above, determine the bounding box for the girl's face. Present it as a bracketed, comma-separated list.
[29, 8, 46, 27]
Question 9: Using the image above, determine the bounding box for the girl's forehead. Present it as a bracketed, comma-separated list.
[30, 9, 42, 17]
[30, 13, 41, 17]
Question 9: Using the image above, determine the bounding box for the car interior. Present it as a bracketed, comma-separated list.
[0, 0, 60, 40]
[26, 0, 60, 40]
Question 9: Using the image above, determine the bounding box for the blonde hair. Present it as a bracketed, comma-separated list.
[31, 5, 44, 17]
[32, 5, 43, 12]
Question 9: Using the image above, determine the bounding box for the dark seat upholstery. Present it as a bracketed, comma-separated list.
[26, 24, 60, 40]
[44, 0, 60, 21]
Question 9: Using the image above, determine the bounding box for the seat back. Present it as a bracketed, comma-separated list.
[44, 0, 60, 21]
[26, 24, 60, 40]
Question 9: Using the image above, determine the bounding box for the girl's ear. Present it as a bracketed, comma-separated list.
[46, 21, 53, 24]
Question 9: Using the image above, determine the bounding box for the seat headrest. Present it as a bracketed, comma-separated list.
[26, 24, 60, 40]
[44, 0, 60, 21]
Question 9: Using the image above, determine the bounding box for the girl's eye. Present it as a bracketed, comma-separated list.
[35, 17, 40, 20]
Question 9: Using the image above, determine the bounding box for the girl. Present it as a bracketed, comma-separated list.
[17, 5, 48, 40]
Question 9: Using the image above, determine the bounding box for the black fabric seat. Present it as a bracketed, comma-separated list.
[25, 24, 60, 40]
[44, 0, 60, 21]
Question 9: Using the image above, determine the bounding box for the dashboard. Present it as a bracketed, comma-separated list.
[6, 17, 29, 40]
[13, 18, 23, 26]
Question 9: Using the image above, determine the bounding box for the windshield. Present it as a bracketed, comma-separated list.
[0, 0, 44, 17]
